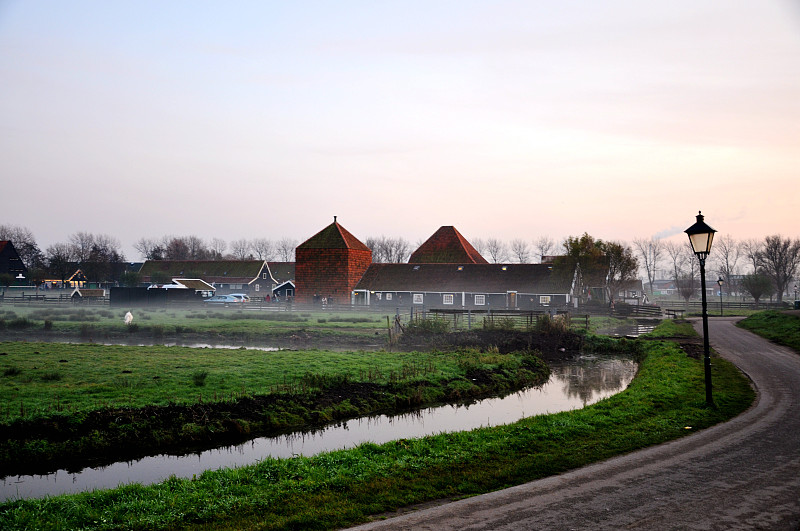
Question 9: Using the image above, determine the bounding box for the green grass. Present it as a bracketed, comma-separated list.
[642, 318, 697, 338]
[0, 342, 523, 421]
[738, 310, 800, 353]
[0, 338, 754, 530]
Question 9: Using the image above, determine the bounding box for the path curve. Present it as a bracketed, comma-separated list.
[350, 317, 800, 530]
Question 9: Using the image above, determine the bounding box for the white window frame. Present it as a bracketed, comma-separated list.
[443, 294, 454, 305]
[255, 284, 260, 292]
[413, 293, 424, 304]
[474, 294, 486, 306]
[386, 293, 393, 301]
[540, 295, 551, 305]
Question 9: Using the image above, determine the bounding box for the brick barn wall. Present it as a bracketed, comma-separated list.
[295, 248, 372, 304]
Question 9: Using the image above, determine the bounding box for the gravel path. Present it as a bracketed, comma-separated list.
[349, 317, 800, 530]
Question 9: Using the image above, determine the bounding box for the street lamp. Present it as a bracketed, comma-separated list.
[717, 276, 724, 316]
[685, 211, 717, 406]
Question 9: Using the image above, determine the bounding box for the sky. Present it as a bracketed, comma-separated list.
[1, 1, 799, 260]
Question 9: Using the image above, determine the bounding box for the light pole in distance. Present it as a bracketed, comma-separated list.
[717, 276, 724, 316]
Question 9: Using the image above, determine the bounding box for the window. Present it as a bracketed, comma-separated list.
[286, 289, 294, 297]
[255, 284, 260, 292]
[386, 293, 393, 301]
[376, 293, 382, 300]
[443, 294, 454, 305]
[474, 294, 485, 305]
[263, 273, 268, 279]
[540, 296, 551, 305]
[413, 293, 424, 304]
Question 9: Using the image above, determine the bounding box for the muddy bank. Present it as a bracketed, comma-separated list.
[0, 355, 549, 477]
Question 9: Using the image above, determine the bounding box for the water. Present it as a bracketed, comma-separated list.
[1, 355, 636, 502]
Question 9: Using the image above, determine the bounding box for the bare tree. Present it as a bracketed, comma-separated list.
[184, 235, 208, 259]
[484, 238, 508, 263]
[230, 239, 252, 260]
[164, 237, 191, 260]
[663, 241, 691, 282]
[367, 236, 412, 263]
[741, 238, 762, 273]
[276, 238, 297, 262]
[69, 232, 95, 263]
[250, 238, 275, 261]
[534, 236, 556, 263]
[713, 234, 741, 296]
[632, 237, 662, 296]
[209, 238, 227, 260]
[510, 239, 530, 263]
[757, 235, 800, 302]
[471, 238, 487, 257]
[45, 243, 74, 285]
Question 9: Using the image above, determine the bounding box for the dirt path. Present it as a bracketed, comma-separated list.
[349, 317, 800, 530]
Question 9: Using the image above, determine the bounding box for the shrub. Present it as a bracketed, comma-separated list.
[192, 370, 209, 387]
[43, 319, 53, 331]
[41, 371, 62, 382]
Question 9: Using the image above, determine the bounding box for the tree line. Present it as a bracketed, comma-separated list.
[2, 223, 798, 303]
[633, 234, 800, 303]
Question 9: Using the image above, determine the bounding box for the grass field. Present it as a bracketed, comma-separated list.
[0, 342, 529, 422]
[0, 333, 754, 530]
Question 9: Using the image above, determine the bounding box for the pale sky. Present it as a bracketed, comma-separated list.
[1, 1, 798, 260]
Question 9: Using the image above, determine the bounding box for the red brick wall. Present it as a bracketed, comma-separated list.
[295, 248, 372, 304]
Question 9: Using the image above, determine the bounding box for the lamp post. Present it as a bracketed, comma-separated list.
[685, 211, 717, 407]
[717, 277, 724, 316]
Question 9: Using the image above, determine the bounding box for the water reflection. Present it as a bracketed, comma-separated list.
[1, 354, 636, 502]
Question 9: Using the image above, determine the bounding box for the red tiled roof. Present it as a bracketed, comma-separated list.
[297, 218, 370, 251]
[355, 263, 569, 294]
[408, 226, 488, 264]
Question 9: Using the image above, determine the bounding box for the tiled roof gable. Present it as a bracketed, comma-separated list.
[297, 217, 370, 251]
[408, 226, 488, 264]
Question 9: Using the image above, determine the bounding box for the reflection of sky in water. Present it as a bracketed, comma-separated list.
[1, 356, 636, 502]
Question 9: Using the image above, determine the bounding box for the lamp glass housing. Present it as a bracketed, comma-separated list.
[685, 211, 716, 260]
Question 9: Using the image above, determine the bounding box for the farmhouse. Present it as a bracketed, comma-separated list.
[0, 241, 27, 281]
[352, 262, 573, 310]
[294, 219, 577, 310]
[137, 260, 275, 296]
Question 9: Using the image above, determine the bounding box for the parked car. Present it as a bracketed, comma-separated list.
[229, 293, 250, 303]
[203, 295, 240, 306]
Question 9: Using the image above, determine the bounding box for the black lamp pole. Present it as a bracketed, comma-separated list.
[717, 277, 724, 316]
[685, 211, 717, 407]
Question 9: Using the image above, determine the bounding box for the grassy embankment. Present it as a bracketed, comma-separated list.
[0, 320, 755, 530]
[0, 342, 549, 475]
[738, 310, 800, 353]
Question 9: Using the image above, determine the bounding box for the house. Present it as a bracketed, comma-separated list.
[0, 241, 27, 282]
[352, 263, 574, 310]
[70, 288, 106, 301]
[616, 279, 647, 305]
[294, 216, 372, 304]
[272, 280, 295, 300]
[137, 260, 275, 296]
